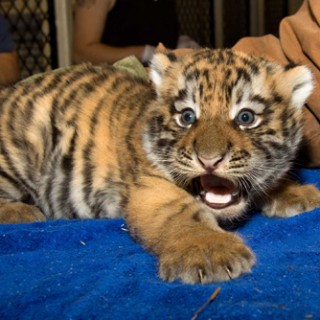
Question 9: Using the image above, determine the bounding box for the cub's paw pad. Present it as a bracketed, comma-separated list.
[158, 232, 255, 284]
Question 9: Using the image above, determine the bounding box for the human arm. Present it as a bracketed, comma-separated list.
[73, 0, 146, 64]
[0, 51, 20, 86]
[0, 14, 20, 85]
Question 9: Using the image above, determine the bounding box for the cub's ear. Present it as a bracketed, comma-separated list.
[149, 46, 195, 93]
[149, 51, 177, 92]
[282, 65, 314, 109]
[154, 42, 169, 54]
[154, 42, 194, 57]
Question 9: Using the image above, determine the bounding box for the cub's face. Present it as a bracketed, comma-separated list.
[144, 49, 313, 220]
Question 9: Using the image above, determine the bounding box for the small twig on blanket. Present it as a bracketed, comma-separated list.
[191, 287, 221, 320]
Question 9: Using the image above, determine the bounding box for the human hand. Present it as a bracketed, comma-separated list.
[176, 35, 200, 49]
[142, 45, 155, 63]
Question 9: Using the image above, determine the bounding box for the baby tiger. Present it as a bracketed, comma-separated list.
[0, 48, 319, 284]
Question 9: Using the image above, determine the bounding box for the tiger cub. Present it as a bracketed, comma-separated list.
[0, 48, 319, 284]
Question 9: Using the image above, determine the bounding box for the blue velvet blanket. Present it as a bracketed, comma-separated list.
[1, 169, 319, 320]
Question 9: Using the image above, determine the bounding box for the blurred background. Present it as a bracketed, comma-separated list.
[0, 0, 303, 80]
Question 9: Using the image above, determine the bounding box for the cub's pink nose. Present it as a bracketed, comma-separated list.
[198, 155, 224, 170]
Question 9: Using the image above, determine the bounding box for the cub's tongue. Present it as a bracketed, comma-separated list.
[200, 174, 238, 209]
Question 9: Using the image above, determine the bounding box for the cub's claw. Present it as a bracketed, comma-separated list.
[158, 230, 255, 284]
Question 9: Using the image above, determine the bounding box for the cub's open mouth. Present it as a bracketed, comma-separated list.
[197, 174, 240, 209]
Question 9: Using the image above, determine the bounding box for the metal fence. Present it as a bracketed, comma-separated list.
[0, 0, 57, 79]
[176, 0, 214, 48]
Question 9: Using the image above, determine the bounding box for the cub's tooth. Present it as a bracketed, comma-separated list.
[205, 192, 232, 204]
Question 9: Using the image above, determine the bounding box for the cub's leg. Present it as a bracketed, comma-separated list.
[261, 180, 320, 218]
[126, 176, 255, 284]
[0, 198, 45, 224]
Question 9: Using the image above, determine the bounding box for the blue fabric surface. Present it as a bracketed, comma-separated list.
[1, 169, 319, 320]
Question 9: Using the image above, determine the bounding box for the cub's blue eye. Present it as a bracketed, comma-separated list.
[236, 109, 255, 126]
[180, 108, 196, 127]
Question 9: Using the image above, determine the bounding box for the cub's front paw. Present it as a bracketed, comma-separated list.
[158, 230, 255, 284]
[262, 182, 320, 218]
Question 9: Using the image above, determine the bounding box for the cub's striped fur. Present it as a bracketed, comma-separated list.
[0, 48, 319, 284]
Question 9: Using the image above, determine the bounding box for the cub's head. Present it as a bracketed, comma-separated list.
[144, 48, 313, 221]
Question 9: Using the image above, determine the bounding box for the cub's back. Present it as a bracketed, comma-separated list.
[0, 63, 153, 166]
[0, 63, 154, 218]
